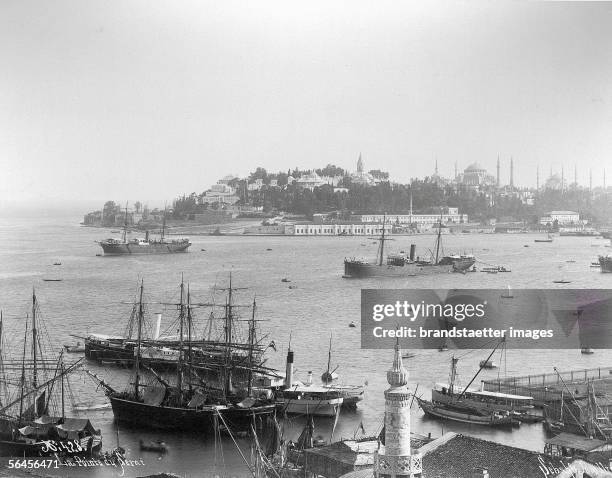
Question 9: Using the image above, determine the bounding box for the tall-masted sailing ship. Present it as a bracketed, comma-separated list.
[0, 292, 102, 457]
[86, 278, 276, 433]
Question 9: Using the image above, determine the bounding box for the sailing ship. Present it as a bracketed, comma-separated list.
[417, 340, 528, 426]
[0, 294, 102, 457]
[86, 279, 276, 433]
[598, 255, 612, 273]
[343, 215, 475, 278]
[98, 206, 190, 255]
[319, 335, 366, 408]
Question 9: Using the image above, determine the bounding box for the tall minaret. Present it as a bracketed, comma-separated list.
[605, 169, 607, 189]
[561, 165, 565, 193]
[574, 164, 577, 187]
[374, 340, 421, 478]
[434, 159, 438, 176]
[590, 169, 593, 192]
[496, 156, 500, 188]
[357, 153, 364, 174]
[536, 165, 540, 191]
[454, 161, 458, 180]
[510, 157, 514, 188]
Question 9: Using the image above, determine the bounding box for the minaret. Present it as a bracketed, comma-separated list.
[357, 153, 364, 174]
[454, 161, 458, 180]
[574, 164, 577, 187]
[605, 169, 607, 189]
[496, 156, 500, 188]
[510, 157, 514, 189]
[536, 165, 539, 191]
[434, 159, 438, 176]
[590, 169, 593, 192]
[561, 165, 564, 193]
[374, 340, 421, 478]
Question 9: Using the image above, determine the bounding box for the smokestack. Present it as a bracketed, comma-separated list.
[510, 157, 514, 188]
[284, 350, 294, 389]
[409, 244, 416, 261]
[154, 313, 162, 340]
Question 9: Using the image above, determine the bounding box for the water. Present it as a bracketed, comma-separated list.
[1, 212, 611, 477]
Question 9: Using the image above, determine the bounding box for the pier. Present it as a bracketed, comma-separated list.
[481, 366, 612, 406]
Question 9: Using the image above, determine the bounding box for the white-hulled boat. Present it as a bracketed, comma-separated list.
[276, 350, 344, 417]
[417, 397, 515, 426]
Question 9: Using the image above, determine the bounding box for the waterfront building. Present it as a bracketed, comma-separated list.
[353, 209, 467, 227]
[539, 211, 580, 226]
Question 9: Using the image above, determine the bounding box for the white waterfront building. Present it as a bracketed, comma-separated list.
[539, 210, 580, 226]
[354, 208, 467, 226]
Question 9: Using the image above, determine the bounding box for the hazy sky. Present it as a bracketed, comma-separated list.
[1, 0, 612, 206]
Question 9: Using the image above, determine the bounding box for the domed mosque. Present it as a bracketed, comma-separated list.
[459, 162, 496, 187]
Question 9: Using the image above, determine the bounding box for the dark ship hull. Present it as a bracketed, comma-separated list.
[343, 257, 475, 278]
[600, 256, 612, 273]
[109, 396, 275, 432]
[99, 240, 191, 255]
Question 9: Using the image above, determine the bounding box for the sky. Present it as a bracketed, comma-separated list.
[1, 0, 612, 207]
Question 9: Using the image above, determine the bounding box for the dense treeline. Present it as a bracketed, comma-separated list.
[170, 166, 612, 224]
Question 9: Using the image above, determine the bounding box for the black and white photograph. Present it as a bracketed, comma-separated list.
[2, 1, 612, 477]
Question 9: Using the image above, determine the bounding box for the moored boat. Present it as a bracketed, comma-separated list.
[416, 397, 515, 426]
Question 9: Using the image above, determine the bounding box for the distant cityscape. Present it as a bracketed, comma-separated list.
[83, 155, 612, 233]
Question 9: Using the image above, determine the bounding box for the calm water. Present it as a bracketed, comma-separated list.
[1, 212, 612, 477]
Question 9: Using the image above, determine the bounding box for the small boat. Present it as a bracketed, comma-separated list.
[42, 278, 62, 282]
[417, 397, 515, 426]
[479, 360, 498, 369]
[348, 322, 356, 328]
[53, 262, 62, 266]
[281, 278, 291, 283]
[266, 248, 273, 251]
[64, 342, 85, 353]
[535, 233, 553, 243]
[566, 260, 576, 263]
[524, 245, 529, 247]
[139, 439, 168, 453]
[501, 286, 514, 299]
[288, 285, 298, 289]
[201, 248, 206, 251]
[553, 280, 572, 284]
[581, 348, 594, 354]
[72, 402, 112, 411]
[402, 352, 416, 359]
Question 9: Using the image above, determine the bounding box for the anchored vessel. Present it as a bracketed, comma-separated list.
[86, 279, 276, 434]
[343, 216, 475, 278]
[98, 206, 190, 255]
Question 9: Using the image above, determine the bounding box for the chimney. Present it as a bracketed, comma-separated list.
[284, 350, 294, 389]
[154, 313, 162, 340]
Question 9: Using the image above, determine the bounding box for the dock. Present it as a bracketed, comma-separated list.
[481, 366, 612, 406]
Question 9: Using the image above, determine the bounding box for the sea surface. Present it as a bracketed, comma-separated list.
[1, 211, 612, 477]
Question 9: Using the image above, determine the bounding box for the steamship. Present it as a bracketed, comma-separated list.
[343, 217, 475, 278]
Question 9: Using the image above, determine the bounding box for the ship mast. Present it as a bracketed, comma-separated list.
[377, 214, 387, 266]
[187, 284, 193, 394]
[177, 276, 185, 402]
[32, 289, 38, 389]
[122, 202, 128, 243]
[434, 212, 443, 264]
[18, 318, 29, 426]
[448, 356, 458, 396]
[247, 297, 256, 397]
[133, 280, 145, 399]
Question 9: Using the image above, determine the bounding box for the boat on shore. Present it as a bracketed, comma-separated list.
[535, 233, 554, 243]
[98, 206, 190, 255]
[343, 216, 475, 278]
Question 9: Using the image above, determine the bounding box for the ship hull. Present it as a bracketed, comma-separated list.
[431, 390, 532, 413]
[417, 398, 514, 426]
[276, 397, 343, 417]
[99, 241, 191, 255]
[109, 396, 275, 432]
[343, 258, 475, 278]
